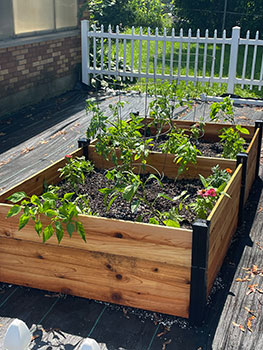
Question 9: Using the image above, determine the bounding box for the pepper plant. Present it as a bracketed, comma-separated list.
[6, 187, 96, 243]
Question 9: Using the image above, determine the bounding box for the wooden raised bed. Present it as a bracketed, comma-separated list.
[0, 120, 262, 324]
[88, 119, 262, 200]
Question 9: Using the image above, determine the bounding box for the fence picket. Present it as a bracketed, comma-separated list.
[138, 27, 142, 81]
[194, 29, 200, 85]
[93, 24, 97, 72]
[82, 21, 263, 92]
[170, 28, 175, 80]
[131, 26, 135, 82]
[250, 31, 259, 89]
[116, 25, 119, 74]
[241, 31, 250, 88]
[108, 24, 112, 78]
[100, 25, 104, 78]
[210, 30, 217, 86]
[178, 28, 183, 80]
[146, 27, 150, 82]
[202, 29, 209, 86]
[219, 30, 226, 87]
[162, 28, 167, 78]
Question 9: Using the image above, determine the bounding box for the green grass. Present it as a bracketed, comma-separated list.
[95, 28, 263, 99]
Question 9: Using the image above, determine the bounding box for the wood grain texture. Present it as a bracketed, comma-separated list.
[0, 237, 191, 318]
[0, 148, 83, 203]
[245, 129, 259, 202]
[207, 164, 242, 294]
[88, 144, 236, 179]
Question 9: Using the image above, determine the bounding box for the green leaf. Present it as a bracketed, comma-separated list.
[236, 125, 250, 135]
[63, 192, 75, 201]
[76, 221, 86, 242]
[163, 219, 180, 228]
[45, 209, 58, 218]
[199, 174, 208, 188]
[107, 195, 117, 211]
[7, 192, 27, 203]
[149, 217, 159, 225]
[54, 221, 63, 243]
[31, 195, 40, 206]
[42, 192, 57, 200]
[43, 225, 54, 242]
[7, 205, 22, 217]
[123, 184, 138, 201]
[18, 214, 29, 230]
[131, 199, 140, 213]
[66, 222, 75, 237]
[35, 220, 42, 236]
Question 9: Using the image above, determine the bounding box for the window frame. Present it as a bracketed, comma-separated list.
[0, 0, 79, 41]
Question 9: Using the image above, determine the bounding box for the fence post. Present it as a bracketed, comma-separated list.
[81, 20, 90, 85]
[227, 26, 240, 94]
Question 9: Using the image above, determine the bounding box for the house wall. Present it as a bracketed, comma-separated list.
[0, 32, 81, 117]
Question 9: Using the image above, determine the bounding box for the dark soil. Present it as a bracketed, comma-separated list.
[58, 169, 201, 229]
[151, 135, 249, 158]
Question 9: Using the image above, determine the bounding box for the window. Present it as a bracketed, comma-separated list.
[0, 0, 78, 39]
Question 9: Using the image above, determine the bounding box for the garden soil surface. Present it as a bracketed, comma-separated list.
[58, 169, 202, 229]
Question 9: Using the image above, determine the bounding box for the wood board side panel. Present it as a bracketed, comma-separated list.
[88, 145, 236, 179]
[0, 238, 191, 318]
[141, 119, 254, 141]
[0, 204, 192, 267]
[0, 149, 83, 202]
[244, 129, 259, 202]
[207, 165, 242, 294]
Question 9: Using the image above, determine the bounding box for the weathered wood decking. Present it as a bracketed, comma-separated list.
[0, 89, 263, 349]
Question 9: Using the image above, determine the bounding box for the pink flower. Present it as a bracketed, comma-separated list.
[65, 154, 72, 159]
[197, 189, 207, 197]
[206, 188, 217, 197]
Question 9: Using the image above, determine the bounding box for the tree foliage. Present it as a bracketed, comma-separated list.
[172, 0, 263, 36]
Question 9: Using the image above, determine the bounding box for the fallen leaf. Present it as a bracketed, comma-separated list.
[256, 242, 263, 250]
[256, 288, 263, 294]
[258, 207, 263, 213]
[246, 284, 258, 295]
[162, 339, 171, 349]
[20, 146, 34, 155]
[40, 140, 48, 144]
[0, 132, 6, 136]
[236, 116, 249, 120]
[50, 130, 67, 139]
[236, 276, 251, 282]
[244, 306, 256, 316]
[247, 316, 255, 332]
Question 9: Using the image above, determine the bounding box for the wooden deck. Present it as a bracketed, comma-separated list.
[0, 89, 263, 349]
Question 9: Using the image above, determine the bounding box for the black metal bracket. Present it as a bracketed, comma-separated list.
[236, 152, 248, 226]
[78, 137, 90, 160]
[255, 120, 263, 179]
[189, 219, 210, 326]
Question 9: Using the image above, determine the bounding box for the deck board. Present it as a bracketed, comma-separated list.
[0, 89, 263, 349]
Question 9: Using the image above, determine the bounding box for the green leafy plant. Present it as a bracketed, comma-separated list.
[190, 120, 205, 141]
[59, 155, 94, 190]
[159, 126, 202, 176]
[6, 188, 96, 243]
[190, 166, 232, 219]
[219, 125, 250, 159]
[209, 96, 234, 123]
[99, 168, 182, 227]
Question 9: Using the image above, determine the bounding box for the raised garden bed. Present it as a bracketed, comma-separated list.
[0, 117, 262, 324]
[88, 119, 262, 203]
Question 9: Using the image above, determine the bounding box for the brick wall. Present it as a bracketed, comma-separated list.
[0, 34, 81, 116]
[0, 35, 80, 100]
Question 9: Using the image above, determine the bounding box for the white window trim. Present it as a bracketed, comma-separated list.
[0, 29, 80, 49]
[0, 0, 79, 43]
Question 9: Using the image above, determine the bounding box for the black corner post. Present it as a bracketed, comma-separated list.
[236, 152, 248, 226]
[255, 120, 263, 179]
[78, 137, 90, 160]
[189, 219, 210, 326]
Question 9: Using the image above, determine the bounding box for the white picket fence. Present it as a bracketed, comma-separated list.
[81, 20, 263, 93]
